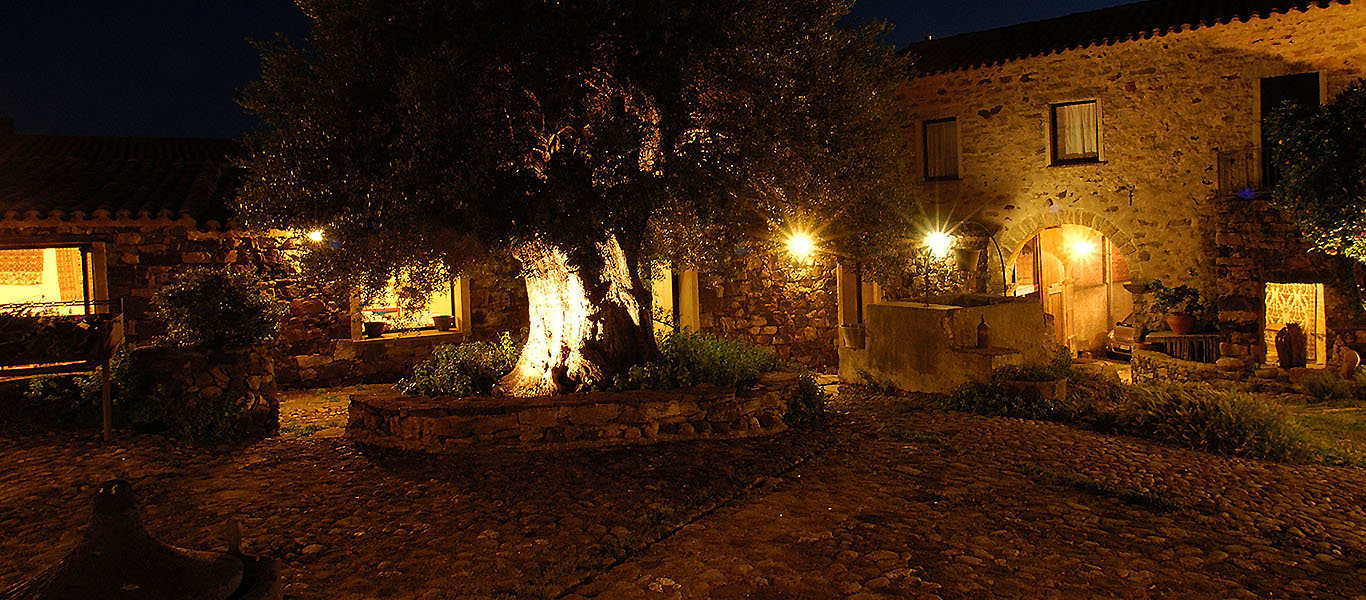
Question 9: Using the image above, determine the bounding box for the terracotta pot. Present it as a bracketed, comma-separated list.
[362, 321, 387, 338]
[1165, 312, 1197, 335]
[432, 315, 455, 332]
[1340, 347, 1361, 377]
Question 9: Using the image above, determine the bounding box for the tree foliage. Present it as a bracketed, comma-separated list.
[1266, 80, 1366, 261]
[237, 0, 914, 302]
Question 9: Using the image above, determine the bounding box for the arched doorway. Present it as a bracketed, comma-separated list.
[1009, 224, 1133, 353]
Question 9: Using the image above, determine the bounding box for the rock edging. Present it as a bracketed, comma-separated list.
[346, 372, 801, 452]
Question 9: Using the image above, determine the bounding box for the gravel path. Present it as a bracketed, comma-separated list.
[2, 390, 1364, 599]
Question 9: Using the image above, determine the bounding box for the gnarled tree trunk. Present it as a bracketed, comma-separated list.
[500, 236, 657, 395]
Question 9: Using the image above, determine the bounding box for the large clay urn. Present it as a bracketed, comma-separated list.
[1275, 323, 1308, 370]
[1, 480, 280, 600]
[1165, 312, 1197, 335]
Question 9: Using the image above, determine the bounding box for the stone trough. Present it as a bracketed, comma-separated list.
[346, 372, 804, 453]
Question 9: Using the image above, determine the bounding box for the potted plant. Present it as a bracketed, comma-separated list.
[1146, 279, 1205, 335]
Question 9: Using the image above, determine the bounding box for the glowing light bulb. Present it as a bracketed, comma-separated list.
[925, 231, 953, 258]
[307, 229, 324, 243]
[787, 232, 816, 260]
[1072, 240, 1096, 257]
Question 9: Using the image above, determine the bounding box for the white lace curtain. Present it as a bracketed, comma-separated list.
[1054, 102, 1098, 161]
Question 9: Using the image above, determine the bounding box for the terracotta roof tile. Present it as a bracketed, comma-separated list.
[904, 0, 1349, 76]
[0, 135, 241, 225]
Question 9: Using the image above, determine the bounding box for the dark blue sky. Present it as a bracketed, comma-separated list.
[0, 1, 1133, 138]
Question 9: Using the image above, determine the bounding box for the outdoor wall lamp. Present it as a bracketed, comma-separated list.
[786, 231, 817, 261]
[925, 231, 953, 258]
[307, 229, 325, 243]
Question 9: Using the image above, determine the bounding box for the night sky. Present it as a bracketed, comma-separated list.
[1, 0, 1134, 139]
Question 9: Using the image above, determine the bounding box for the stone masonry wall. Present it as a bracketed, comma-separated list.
[1215, 194, 1366, 362]
[899, 2, 1366, 298]
[698, 251, 838, 370]
[347, 372, 802, 452]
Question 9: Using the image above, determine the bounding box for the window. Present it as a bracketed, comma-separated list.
[1050, 101, 1099, 164]
[359, 277, 467, 332]
[923, 118, 959, 180]
[0, 245, 106, 315]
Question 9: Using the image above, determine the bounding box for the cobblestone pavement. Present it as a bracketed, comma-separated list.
[576, 393, 1366, 599]
[3, 390, 1366, 599]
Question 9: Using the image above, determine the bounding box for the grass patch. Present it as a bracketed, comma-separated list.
[1021, 464, 1180, 512]
[944, 356, 1359, 466]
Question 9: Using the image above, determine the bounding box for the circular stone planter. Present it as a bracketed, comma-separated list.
[347, 372, 805, 452]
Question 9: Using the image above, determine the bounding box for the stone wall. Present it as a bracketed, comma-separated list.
[1131, 349, 1234, 384]
[698, 252, 838, 370]
[347, 372, 803, 452]
[130, 344, 278, 436]
[1214, 194, 1366, 362]
[899, 1, 1366, 296]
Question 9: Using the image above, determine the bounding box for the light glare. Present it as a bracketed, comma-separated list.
[925, 231, 953, 258]
[307, 229, 325, 243]
[1072, 240, 1096, 257]
[787, 232, 816, 260]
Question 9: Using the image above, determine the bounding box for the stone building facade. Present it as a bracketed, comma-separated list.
[899, 0, 1366, 363]
[0, 135, 528, 388]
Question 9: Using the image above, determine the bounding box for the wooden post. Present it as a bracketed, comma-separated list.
[101, 358, 112, 442]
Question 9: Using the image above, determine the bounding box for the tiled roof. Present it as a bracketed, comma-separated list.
[904, 0, 1348, 76]
[0, 135, 242, 225]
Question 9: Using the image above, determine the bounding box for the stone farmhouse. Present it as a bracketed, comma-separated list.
[898, 0, 1366, 375]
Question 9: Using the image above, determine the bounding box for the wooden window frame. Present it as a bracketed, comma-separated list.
[1049, 100, 1101, 165]
[922, 117, 960, 181]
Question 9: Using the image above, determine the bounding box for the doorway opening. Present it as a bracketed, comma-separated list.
[1009, 225, 1132, 353]
[1264, 282, 1326, 367]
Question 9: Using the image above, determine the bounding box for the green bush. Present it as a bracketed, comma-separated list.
[1114, 384, 1316, 462]
[397, 332, 521, 397]
[786, 372, 827, 424]
[944, 382, 1076, 421]
[612, 329, 786, 390]
[152, 267, 285, 349]
[1302, 371, 1354, 403]
[22, 349, 249, 440]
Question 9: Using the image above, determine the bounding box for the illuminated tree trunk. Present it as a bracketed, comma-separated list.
[500, 237, 657, 395]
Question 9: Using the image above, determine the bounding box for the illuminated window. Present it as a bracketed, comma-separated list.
[359, 278, 466, 332]
[923, 118, 959, 180]
[0, 245, 106, 315]
[1051, 100, 1100, 164]
[651, 267, 699, 332]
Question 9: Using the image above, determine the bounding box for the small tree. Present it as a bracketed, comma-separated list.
[1265, 80, 1366, 260]
[151, 267, 285, 349]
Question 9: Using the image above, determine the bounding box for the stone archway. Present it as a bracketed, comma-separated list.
[991, 208, 1143, 354]
[993, 208, 1146, 288]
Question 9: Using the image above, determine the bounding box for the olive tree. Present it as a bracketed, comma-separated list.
[238, 0, 914, 393]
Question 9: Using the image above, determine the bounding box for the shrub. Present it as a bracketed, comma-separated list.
[786, 372, 827, 424]
[22, 348, 249, 440]
[1302, 371, 1354, 403]
[944, 381, 1077, 421]
[397, 332, 521, 397]
[1114, 384, 1316, 462]
[152, 267, 285, 349]
[613, 329, 785, 390]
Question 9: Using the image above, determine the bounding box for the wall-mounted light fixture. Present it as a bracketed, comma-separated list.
[925, 231, 953, 258]
[786, 231, 816, 261]
[307, 229, 325, 243]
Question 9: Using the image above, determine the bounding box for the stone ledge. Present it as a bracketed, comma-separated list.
[346, 372, 801, 452]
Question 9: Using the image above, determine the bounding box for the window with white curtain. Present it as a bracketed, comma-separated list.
[923, 118, 959, 180]
[1050, 101, 1099, 164]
